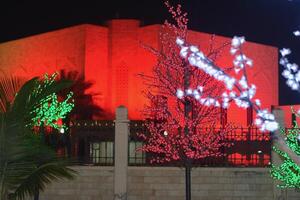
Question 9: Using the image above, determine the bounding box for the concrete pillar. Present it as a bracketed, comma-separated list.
[272, 108, 285, 167]
[272, 108, 287, 200]
[114, 106, 129, 200]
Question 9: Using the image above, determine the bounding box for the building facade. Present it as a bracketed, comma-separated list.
[0, 19, 278, 125]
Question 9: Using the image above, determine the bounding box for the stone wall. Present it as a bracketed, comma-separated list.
[128, 167, 300, 200]
[40, 166, 114, 200]
[39, 166, 300, 200]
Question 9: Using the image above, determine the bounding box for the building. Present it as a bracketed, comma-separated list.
[0, 19, 278, 125]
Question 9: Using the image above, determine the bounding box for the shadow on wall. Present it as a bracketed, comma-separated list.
[57, 69, 110, 120]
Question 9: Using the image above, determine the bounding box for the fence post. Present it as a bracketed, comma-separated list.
[114, 106, 129, 200]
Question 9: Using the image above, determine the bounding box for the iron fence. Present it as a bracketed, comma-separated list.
[70, 120, 115, 166]
[128, 121, 271, 167]
[68, 120, 272, 167]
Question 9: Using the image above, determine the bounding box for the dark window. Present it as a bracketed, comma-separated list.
[128, 141, 146, 165]
[89, 142, 114, 165]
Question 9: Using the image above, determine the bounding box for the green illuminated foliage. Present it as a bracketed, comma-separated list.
[31, 92, 74, 130]
[271, 123, 300, 188]
[29, 73, 74, 130]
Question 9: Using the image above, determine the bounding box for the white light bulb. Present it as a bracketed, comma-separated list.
[190, 46, 199, 53]
[294, 30, 300, 36]
[280, 48, 291, 57]
[163, 131, 168, 136]
[176, 37, 184, 45]
[60, 128, 65, 134]
[176, 89, 184, 99]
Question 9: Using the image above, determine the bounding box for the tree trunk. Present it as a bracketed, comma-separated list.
[33, 190, 39, 200]
[185, 165, 192, 200]
[184, 61, 192, 200]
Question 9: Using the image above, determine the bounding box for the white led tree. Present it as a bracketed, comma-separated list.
[175, 35, 300, 167]
[176, 36, 278, 131]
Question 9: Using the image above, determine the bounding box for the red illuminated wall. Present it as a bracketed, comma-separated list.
[0, 20, 278, 125]
[278, 105, 300, 128]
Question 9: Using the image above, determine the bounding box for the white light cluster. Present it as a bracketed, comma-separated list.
[176, 37, 279, 132]
[255, 110, 278, 132]
[239, 76, 248, 89]
[280, 49, 300, 91]
[176, 89, 184, 99]
[176, 87, 221, 107]
[279, 30, 300, 116]
[177, 36, 256, 107]
[233, 54, 253, 73]
[176, 38, 235, 91]
[280, 48, 291, 57]
[293, 30, 300, 36]
[231, 36, 253, 74]
[221, 92, 231, 108]
[231, 36, 245, 48]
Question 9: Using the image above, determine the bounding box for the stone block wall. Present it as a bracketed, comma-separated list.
[128, 167, 274, 200]
[39, 166, 300, 200]
[40, 166, 114, 200]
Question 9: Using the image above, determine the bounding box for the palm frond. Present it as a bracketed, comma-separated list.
[0, 76, 24, 113]
[11, 77, 39, 118]
[12, 162, 76, 200]
[0, 74, 76, 200]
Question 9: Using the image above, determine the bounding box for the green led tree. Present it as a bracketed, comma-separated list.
[30, 73, 75, 161]
[30, 73, 74, 130]
[271, 108, 300, 188]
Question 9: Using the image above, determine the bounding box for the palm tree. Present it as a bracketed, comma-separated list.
[0, 75, 77, 200]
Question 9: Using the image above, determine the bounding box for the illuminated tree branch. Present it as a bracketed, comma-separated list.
[29, 73, 74, 130]
[176, 37, 278, 132]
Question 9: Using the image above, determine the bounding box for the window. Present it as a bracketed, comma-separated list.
[129, 141, 146, 165]
[89, 142, 114, 165]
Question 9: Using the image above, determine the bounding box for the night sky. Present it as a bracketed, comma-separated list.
[0, 0, 300, 105]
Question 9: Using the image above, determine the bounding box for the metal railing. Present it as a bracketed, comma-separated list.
[128, 121, 271, 167]
[70, 120, 115, 166]
[67, 120, 271, 167]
